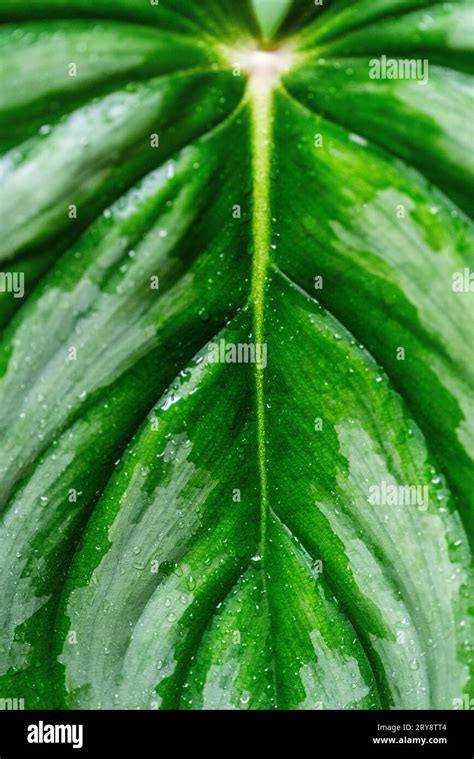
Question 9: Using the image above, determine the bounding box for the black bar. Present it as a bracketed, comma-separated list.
[0, 709, 471, 756]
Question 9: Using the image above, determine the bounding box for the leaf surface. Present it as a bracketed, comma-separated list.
[0, 0, 472, 710]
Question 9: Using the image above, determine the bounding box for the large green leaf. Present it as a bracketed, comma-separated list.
[0, 0, 472, 710]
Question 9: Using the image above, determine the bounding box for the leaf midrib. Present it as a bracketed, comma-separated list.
[248, 70, 279, 705]
[249, 73, 272, 560]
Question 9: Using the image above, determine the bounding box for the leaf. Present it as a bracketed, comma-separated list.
[0, 0, 472, 711]
[254, 0, 293, 39]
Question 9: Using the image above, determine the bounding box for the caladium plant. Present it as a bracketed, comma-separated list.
[0, 0, 472, 711]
